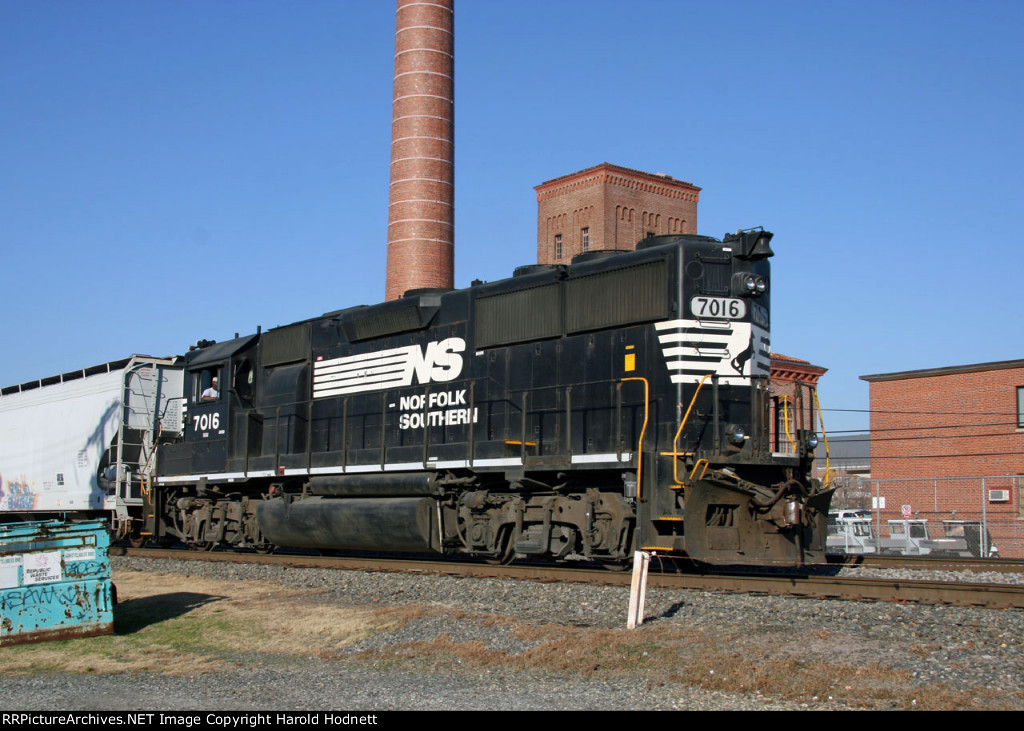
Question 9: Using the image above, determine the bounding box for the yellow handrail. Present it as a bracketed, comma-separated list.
[812, 388, 836, 489]
[670, 374, 713, 486]
[621, 377, 649, 499]
[780, 396, 797, 452]
[688, 458, 709, 484]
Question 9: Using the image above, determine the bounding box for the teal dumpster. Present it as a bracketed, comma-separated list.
[0, 520, 114, 646]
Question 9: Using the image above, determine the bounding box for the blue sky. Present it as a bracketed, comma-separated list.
[2, 0, 1022, 434]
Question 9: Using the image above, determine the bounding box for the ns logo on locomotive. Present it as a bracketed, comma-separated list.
[0, 230, 833, 566]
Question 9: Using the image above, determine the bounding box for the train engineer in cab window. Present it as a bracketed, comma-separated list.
[195, 369, 220, 402]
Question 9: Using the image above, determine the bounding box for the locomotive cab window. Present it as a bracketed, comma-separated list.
[193, 368, 221, 403]
[234, 359, 255, 403]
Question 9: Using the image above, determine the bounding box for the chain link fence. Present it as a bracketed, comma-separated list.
[828, 475, 1023, 559]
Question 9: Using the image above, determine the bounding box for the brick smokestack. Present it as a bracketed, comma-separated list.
[385, 0, 455, 300]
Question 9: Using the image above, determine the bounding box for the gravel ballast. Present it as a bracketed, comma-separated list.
[2, 556, 1022, 711]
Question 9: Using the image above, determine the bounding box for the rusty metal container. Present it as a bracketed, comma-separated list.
[0, 519, 114, 646]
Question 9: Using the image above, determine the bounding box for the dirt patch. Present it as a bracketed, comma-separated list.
[1, 571, 413, 676]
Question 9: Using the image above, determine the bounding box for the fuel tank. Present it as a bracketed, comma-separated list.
[257, 496, 439, 552]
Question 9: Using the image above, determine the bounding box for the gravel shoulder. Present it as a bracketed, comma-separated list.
[1, 557, 1022, 711]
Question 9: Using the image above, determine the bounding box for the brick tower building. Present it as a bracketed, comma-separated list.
[535, 163, 701, 265]
[385, 0, 455, 301]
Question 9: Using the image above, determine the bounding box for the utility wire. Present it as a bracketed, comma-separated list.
[822, 406, 1019, 416]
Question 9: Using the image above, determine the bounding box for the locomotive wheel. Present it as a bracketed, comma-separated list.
[483, 528, 515, 566]
[126, 525, 147, 549]
[483, 552, 514, 566]
[598, 559, 629, 571]
[188, 518, 217, 551]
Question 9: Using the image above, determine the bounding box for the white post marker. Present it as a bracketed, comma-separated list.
[627, 550, 652, 629]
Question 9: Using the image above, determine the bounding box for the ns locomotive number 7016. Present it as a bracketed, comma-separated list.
[0, 230, 834, 565]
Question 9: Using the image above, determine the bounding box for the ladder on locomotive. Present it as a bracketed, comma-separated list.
[105, 359, 167, 537]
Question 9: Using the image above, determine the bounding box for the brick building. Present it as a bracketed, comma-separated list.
[535, 163, 700, 265]
[861, 359, 1024, 554]
[769, 353, 827, 457]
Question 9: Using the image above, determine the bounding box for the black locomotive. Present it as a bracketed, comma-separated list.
[146, 229, 832, 565]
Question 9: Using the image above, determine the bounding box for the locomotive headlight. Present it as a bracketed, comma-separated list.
[733, 272, 768, 298]
[726, 424, 747, 446]
[807, 433, 819, 449]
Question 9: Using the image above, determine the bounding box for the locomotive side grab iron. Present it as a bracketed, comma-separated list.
[0, 231, 834, 565]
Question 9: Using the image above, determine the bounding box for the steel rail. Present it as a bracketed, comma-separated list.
[830, 554, 1024, 573]
[112, 547, 1024, 610]
[666, 572, 1024, 609]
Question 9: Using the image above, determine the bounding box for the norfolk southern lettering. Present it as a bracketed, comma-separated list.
[396, 388, 478, 430]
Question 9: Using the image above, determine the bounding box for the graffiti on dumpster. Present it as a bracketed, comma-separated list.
[63, 560, 106, 579]
[2, 583, 84, 609]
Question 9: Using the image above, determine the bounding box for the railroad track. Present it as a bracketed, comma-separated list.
[112, 546, 1024, 610]
[831, 553, 1024, 573]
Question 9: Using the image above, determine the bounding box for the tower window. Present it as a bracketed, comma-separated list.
[554, 233, 563, 260]
[581, 227, 590, 252]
